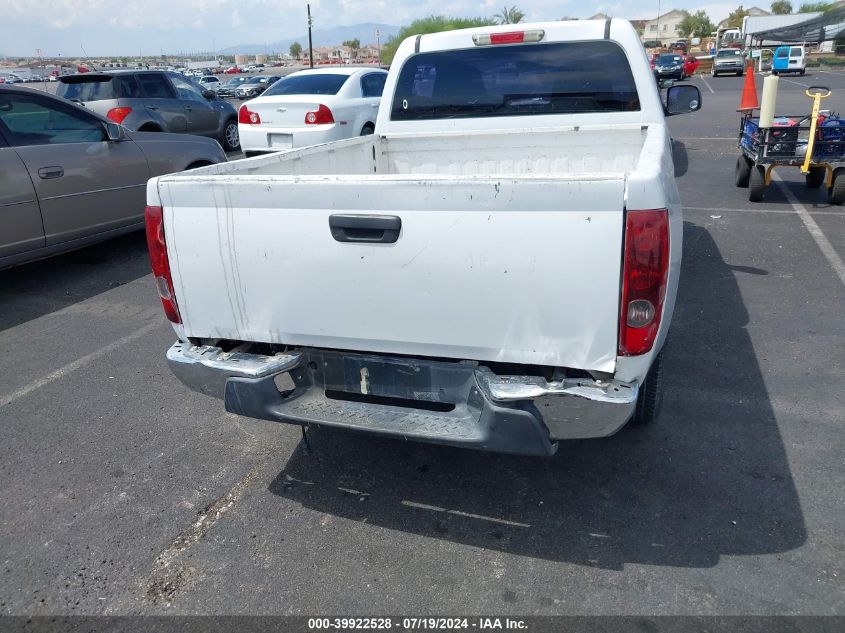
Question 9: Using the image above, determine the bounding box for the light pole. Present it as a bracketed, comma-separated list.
[655, 0, 662, 46]
[376, 28, 381, 66]
[307, 4, 314, 69]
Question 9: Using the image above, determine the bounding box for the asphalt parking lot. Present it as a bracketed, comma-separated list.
[0, 70, 843, 618]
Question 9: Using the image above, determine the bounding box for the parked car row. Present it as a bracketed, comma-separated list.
[1, 65, 390, 269]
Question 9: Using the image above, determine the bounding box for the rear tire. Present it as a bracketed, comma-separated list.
[735, 155, 752, 188]
[632, 349, 664, 425]
[221, 118, 240, 152]
[806, 166, 825, 189]
[138, 124, 162, 132]
[748, 164, 766, 202]
[360, 123, 375, 136]
[829, 168, 845, 205]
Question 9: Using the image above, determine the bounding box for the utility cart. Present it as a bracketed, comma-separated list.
[735, 87, 845, 203]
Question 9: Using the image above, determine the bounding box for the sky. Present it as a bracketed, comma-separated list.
[3, 0, 741, 57]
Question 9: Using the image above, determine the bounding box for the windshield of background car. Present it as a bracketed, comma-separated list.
[391, 41, 639, 121]
[658, 55, 683, 65]
[717, 49, 742, 57]
[56, 75, 141, 101]
[262, 74, 349, 96]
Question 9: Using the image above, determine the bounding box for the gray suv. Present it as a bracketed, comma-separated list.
[56, 70, 240, 151]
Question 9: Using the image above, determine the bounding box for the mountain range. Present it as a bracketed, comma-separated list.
[220, 22, 400, 55]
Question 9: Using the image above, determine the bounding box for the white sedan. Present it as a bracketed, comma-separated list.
[237, 67, 387, 156]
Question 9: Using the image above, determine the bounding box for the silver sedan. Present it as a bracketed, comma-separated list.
[0, 85, 227, 270]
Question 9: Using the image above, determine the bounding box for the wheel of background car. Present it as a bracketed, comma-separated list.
[735, 155, 752, 188]
[748, 165, 766, 202]
[139, 124, 162, 132]
[360, 123, 374, 136]
[222, 119, 239, 151]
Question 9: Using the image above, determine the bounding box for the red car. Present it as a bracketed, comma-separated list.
[682, 55, 700, 77]
[224, 66, 241, 74]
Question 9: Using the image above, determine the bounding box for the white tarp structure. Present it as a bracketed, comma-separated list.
[746, 7, 845, 44]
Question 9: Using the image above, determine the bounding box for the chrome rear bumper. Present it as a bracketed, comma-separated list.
[166, 342, 638, 453]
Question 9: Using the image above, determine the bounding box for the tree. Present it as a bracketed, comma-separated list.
[289, 42, 302, 58]
[559, 16, 579, 20]
[798, 1, 837, 10]
[381, 15, 496, 64]
[677, 10, 716, 37]
[725, 6, 751, 28]
[495, 6, 525, 24]
[342, 39, 361, 50]
[771, 0, 793, 13]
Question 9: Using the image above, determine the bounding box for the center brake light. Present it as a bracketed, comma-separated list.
[472, 30, 545, 46]
[238, 104, 261, 124]
[107, 107, 132, 124]
[618, 209, 669, 356]
[304, 104, 334, 125]
[145, 205, 181, 324]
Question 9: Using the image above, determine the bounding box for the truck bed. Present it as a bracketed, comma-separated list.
[151, 125, 662, 373]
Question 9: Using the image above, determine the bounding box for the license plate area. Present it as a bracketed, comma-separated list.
[297, 349, 477, 406]
[268, 133, 293, 149]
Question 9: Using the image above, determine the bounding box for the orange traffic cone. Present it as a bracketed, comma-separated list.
[739, 62, 759, 111]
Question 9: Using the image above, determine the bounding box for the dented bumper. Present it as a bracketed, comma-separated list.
[166, 342, 638, 455]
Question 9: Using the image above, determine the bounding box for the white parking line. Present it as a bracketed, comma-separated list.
[779, 77, 811, 89]
[698, 75, 715, 94]
[0, 322, 160, 408]
[772, 173, 845, 287]
[685, 206, 845, 215]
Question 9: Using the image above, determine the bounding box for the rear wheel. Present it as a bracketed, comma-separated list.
[806, 166, 825, 189]
[360, 123, 375, 136]
[632, 349, 664, 425]
[829, 168, 845, 205]
[748, 164, 766, 202]
[735, 155, 752, 188]
[800, 69, 806, 76]
[221, 118, 240, 152]
[138, 123, 162, 132]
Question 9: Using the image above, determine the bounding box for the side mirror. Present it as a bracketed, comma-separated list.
[665, 85, 701, 115]
[105, 122, 125, 141]
[202, 89, 216, 100]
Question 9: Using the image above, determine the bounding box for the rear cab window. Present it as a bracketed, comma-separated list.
[790, 47, 803, 58]
[391, 40, 640, 121]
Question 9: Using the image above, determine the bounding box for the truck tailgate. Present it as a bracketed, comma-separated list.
[161, 175, 625, 372]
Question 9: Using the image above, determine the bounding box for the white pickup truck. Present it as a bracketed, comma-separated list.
[146, 20, 701, 456]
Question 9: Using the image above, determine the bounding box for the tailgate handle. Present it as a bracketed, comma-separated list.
[329, 214, 401, 244]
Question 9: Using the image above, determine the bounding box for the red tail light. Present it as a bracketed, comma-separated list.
[619, 209, 669, 356]
[106, 107, 132, 123]
[304, 104, 334, 125]
[238, 104, 260, 124]
[144, 205, 181, 324]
